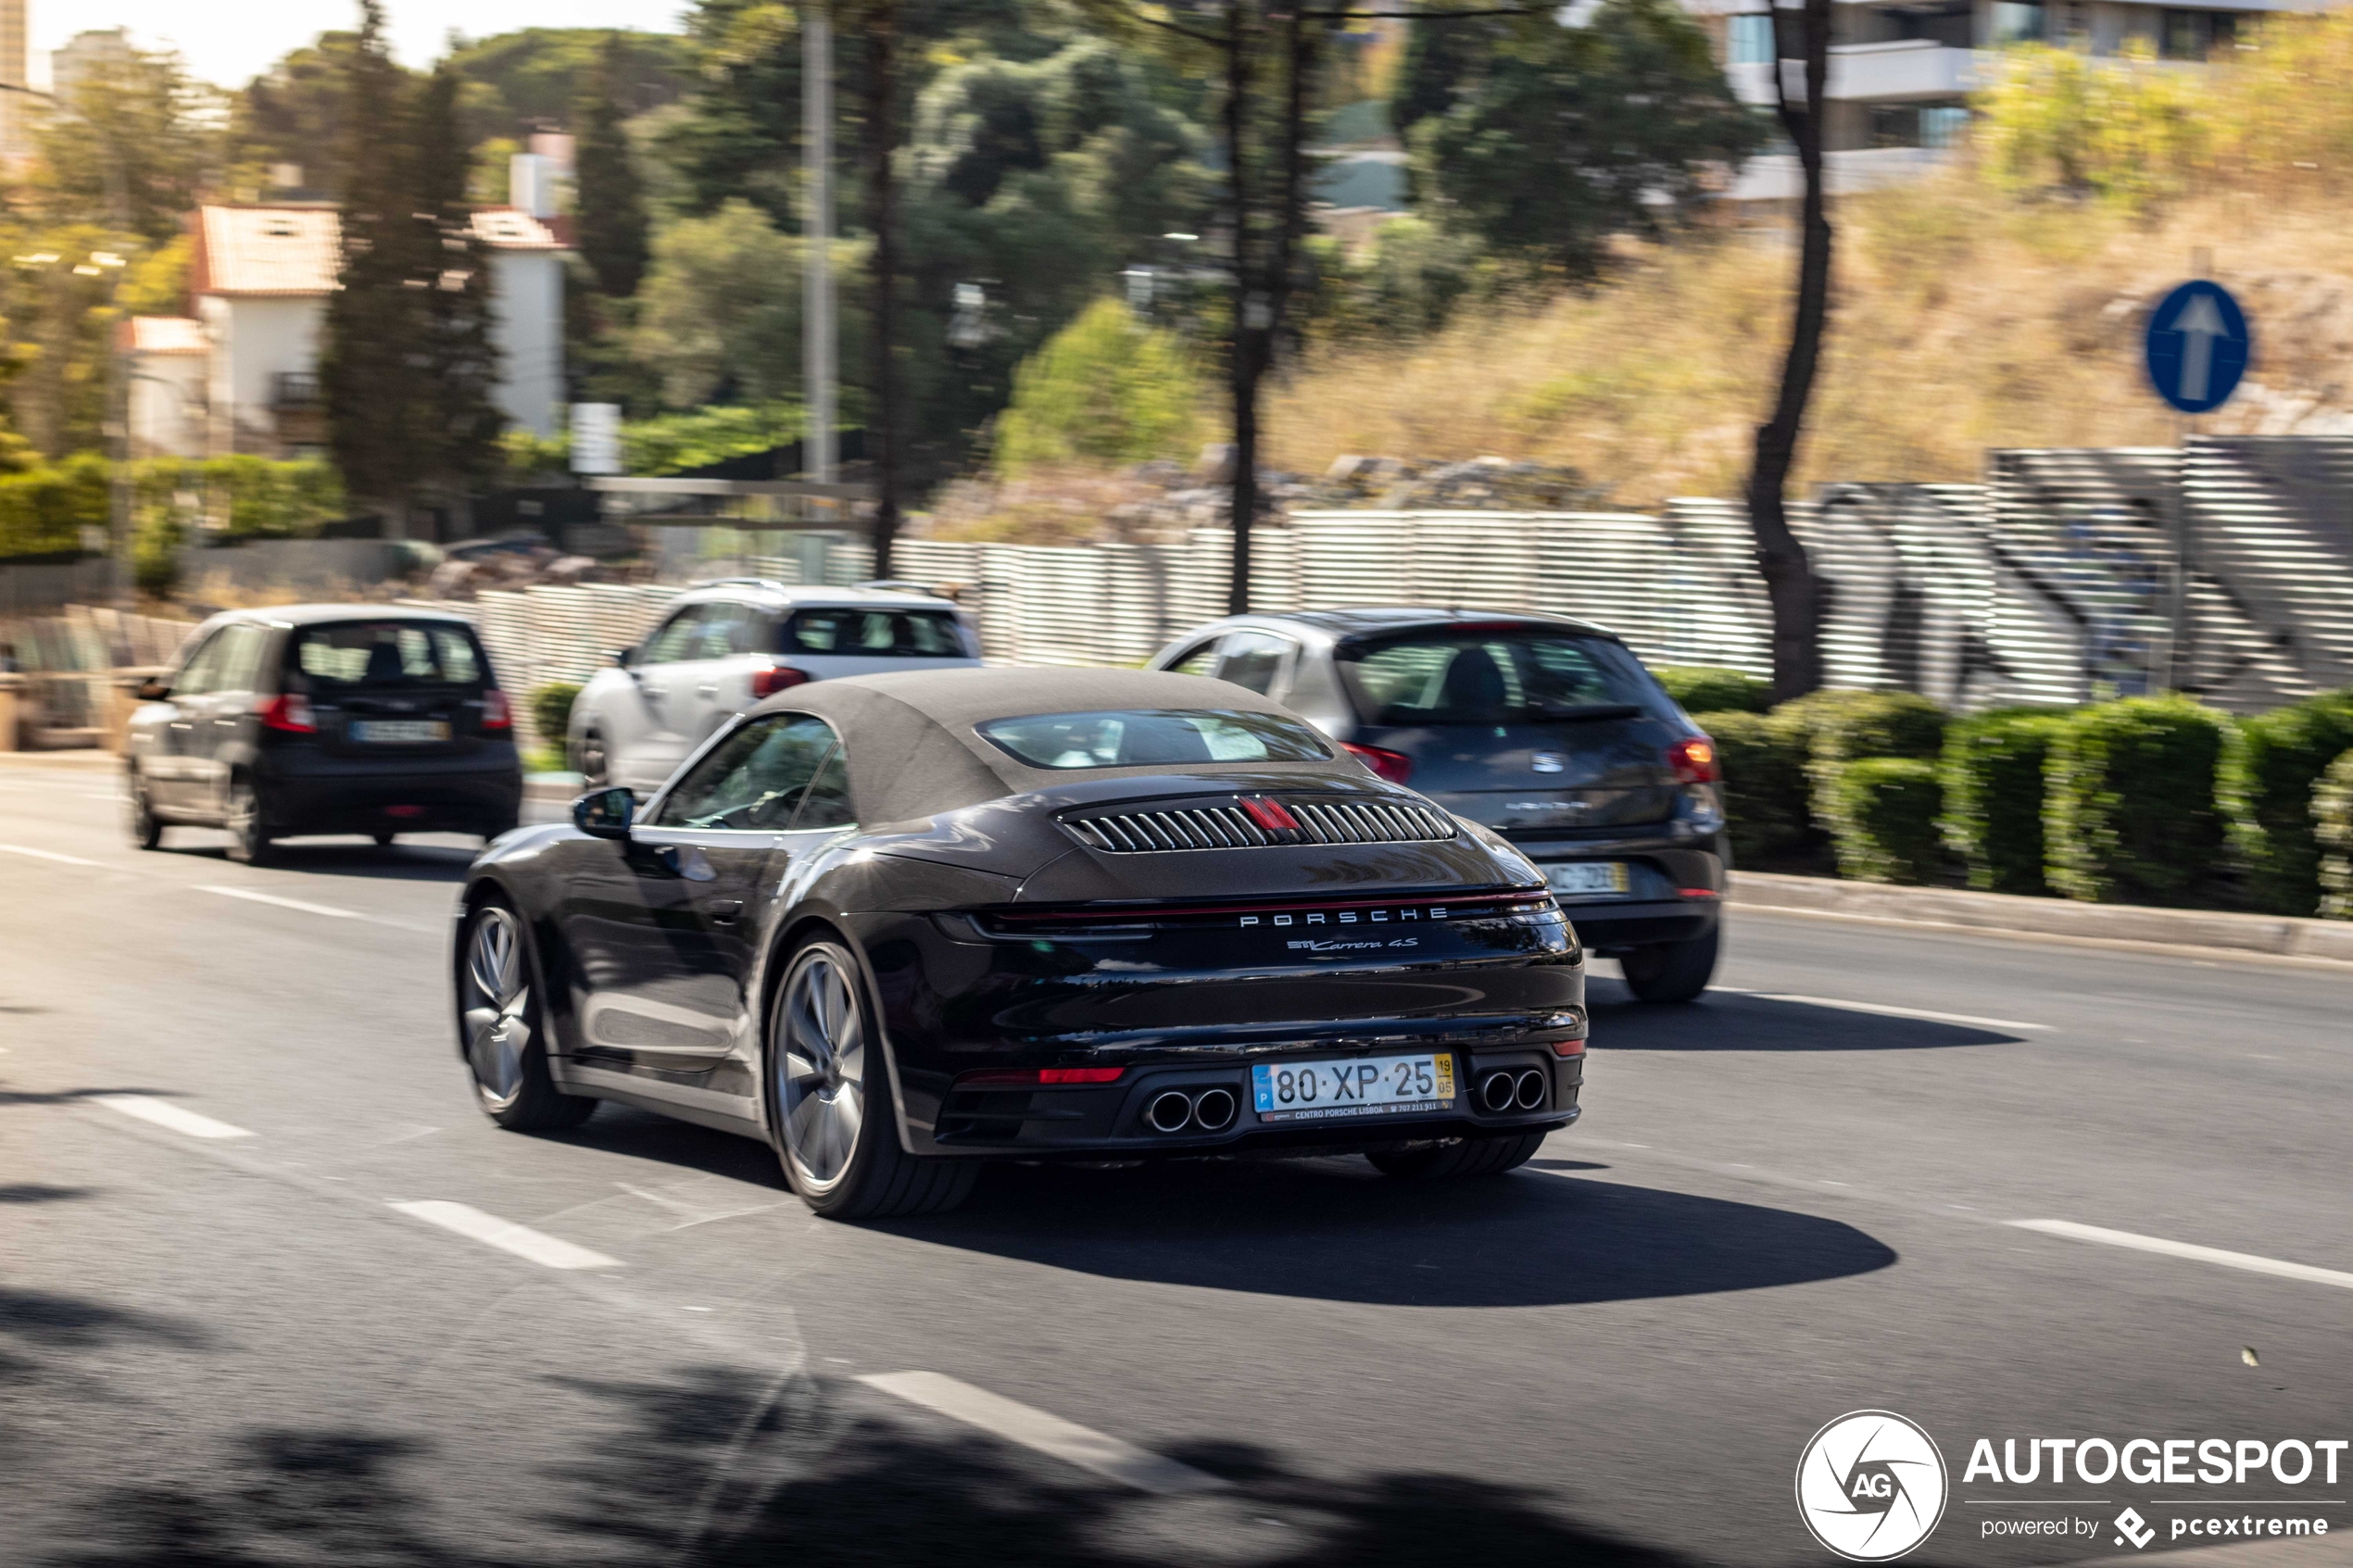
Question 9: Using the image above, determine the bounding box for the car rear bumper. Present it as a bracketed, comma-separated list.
[258, 747, 522, 835]
[918, 1045, 1584, 1159]
[1555, 897, 1721, 951]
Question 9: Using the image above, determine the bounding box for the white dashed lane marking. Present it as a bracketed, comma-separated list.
[858, 1371, 1226, 1495]
[2009, 1220, 2353, 1292]
[0, 844, 102, 866]
[94, 1094, 256, 1140]
[197, 885, 366, 921]
[388, 1200, 623, 1271]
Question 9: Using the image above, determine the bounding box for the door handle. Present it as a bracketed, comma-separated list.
[696, 684, 718, 698]
[644, 684, 666, 697]
[706, 898, 744, 925]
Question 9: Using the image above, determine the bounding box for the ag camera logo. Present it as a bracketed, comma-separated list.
[1796, 1411, 1949, 1561]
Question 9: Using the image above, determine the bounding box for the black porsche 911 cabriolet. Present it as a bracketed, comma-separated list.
[453, 667, 1588, 1219]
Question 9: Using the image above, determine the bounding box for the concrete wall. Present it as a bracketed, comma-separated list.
[130, 353, 208, 458]
[488, 250, 564, 439]
[174, 539, 407, 598]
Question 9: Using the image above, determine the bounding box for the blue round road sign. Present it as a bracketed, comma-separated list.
[2144, 280, 2249, 414]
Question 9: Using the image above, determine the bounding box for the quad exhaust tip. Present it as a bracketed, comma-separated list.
[1514, 1068, 1548, 1110]
[1479, 1072, 1517, 1112]
[1145, 1086, 1241, 1134]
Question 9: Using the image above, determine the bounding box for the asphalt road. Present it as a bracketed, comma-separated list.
[5, 756, 2350, 1568]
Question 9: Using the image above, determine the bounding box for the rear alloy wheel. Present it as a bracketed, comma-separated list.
[1368, 1131, 1547, 1180]
[1619, 925, 1719, 1004]
[223, 778, 274, 865]
[459, 900, 596, 1132]
[126, 772, 163, 850]
[769, 938, 975, 1221]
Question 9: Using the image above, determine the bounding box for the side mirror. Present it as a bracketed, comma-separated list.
[136, 678, 171, 702]
[609, 647, 636, 670]
[573, 786, 636, 840]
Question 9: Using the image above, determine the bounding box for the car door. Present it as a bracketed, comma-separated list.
[559, 712, 842, 1077]
[144, 628, 227, 809]
[188, 623, 271, 816]
[669, 601, 759, 753]
[611, 605, 711, 793]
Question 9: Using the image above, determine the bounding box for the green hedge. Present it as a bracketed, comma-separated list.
[530, 682, 583, 746]
[1656, 666, 1771, 716]
[1943, 708, 2070, 897]
[1784, 688, 1948, 829]
[1825, 758, 1944, 884]
[2046, 696, 2227, 905]
[0, 453, 110, 558]
[2220, 690, 2353, 915]
[1695, 708, 1812, 864]
[2316, 748, 2353, 920]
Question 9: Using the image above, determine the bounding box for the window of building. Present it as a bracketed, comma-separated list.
[1728, 12, 1776, 65]
[1991, 1, 2045, 44]
[2161, 8, 2237, 57]
[1921, 105, 1971, 148]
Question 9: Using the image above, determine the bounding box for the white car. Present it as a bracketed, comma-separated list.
[568, 579, 982, 793]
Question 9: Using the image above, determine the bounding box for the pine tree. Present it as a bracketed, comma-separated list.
[574, 33, 650, 298]
[414, 61, 504, 491]
[319, 0, 429, 521]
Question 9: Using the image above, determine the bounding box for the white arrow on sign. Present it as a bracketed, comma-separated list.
[2170, 292, 2232, 404]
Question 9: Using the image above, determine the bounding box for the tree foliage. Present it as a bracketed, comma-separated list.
[993, 298, 1202, 472]
[575, 33, 653, 297]
[33, 42, 223, 245]
[1410, 0, 1761, 277]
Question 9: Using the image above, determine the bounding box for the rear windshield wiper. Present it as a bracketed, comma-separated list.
[1535, 703, 1643, 722]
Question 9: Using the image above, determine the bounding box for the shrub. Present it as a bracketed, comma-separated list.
[1656, 666, 1770, 716]
[993, 298, 1204, 473]
[1943, 708, 2071, 897]
[0, 454, 110, 558]
[2219, 690, 2353, 915]
[2317, 748, 2353, 920]
[1825, 758, 1945, 884]
[2046, 696, 2227, 905]
[1782, 687, 1948, 827]
[530, 683, 584, 748]
[1696, 708, 1812, 865]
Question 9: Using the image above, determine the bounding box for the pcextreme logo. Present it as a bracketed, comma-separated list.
[1795, 1411, 1951, 1562]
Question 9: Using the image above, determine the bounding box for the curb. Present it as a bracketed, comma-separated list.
[0, 749, 120, 769]
[1730, 872, 2353, 969]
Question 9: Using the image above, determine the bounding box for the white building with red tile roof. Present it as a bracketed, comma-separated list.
[164, 203, 569, 460]
[119, 316, 209, 458]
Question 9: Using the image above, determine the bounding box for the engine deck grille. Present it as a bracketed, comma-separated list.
[1063, 797, 1458, 853]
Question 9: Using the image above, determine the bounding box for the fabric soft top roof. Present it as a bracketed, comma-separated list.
[756, 666, 1336, 826]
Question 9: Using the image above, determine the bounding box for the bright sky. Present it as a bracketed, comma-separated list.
[31, 0, 693, 91]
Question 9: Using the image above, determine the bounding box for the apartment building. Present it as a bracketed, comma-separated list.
[1682, 0, 2332, 198]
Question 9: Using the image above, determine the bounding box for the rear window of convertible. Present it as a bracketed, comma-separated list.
[977, 709, 1332, 769]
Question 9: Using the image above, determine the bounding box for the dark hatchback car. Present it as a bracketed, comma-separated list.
[126, 606, 522, 862]
[452, 667, 1586, 1220]
[1150, 610, 1726, 1000]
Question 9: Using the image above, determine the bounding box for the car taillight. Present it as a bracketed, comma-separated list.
[1552, 1038, 1587, 1057]
[1667, 736, 1718, 784]
[255, 693, 314, 733]
[481, 690, 512, 732]
[750, 664, 813, 699]
[1340, 743, 1414, 784]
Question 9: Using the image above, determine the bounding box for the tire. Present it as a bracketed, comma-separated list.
[574, 729, 610, 790]
[127, 771, 163, 851]
[458, 897, 597, 1133]
[1619, 924, 1720, 1003]
[1367, 1131, 1547, 1180]
[224, 777, 275, 865]
[766, 936, 975, 1221]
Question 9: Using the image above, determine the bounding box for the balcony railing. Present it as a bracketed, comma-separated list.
[271, 372, 322, 409]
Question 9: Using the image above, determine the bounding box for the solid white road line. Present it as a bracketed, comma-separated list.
[2008, 1220, 2353, 1292]
[94, 1094, 255, 1140]
[198, 885, 364, 921]
[1751, 993, 2053, 1032]
[0, 843, 101, 866]
[388, 1200, 622, 1270]
[857, 1371, 1226, 1495]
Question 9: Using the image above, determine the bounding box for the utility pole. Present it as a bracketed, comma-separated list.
[802, 5, 837, 492]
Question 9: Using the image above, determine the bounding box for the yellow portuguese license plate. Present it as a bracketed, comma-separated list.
[1251, 1051, 1455, 1123]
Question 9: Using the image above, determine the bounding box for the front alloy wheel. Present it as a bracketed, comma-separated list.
[459, 901, 594, 1132]
[769, 939, 974, 1220]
